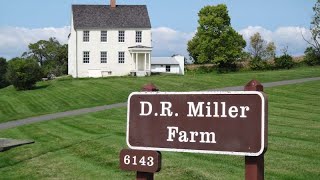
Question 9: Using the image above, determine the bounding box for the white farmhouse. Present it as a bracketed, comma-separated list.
[68, 0, 152, 77]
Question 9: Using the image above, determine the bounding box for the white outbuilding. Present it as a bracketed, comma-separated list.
[151, 55, 185, 75]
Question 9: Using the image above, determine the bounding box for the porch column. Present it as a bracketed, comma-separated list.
[149, 53, 151, 71]
[144, 53, 147, 71]
[136, 53, 138, 71]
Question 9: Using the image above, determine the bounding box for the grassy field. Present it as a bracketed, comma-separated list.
[0, 81, 319, 179]
[0, 66, 320, 123]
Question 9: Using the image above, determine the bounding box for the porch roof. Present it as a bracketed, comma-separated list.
[128, 45, 152, 52]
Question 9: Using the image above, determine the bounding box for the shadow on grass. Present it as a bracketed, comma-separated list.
[32, 84, 50, 90]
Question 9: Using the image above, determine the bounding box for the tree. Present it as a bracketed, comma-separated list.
[303, 0, 320, 65]
[6, 58, 43, 90]
[187, 4, 246, 71]
[0, 57, 9, 88]
[304, 47, 320, 65]
[249, 32, 276, 60]
[42, 44, 68, 77]
[274, 48, 294, 69]
[23, 37, 68, 77]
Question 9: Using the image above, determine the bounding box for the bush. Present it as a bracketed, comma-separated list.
[217, 61, 239, 73]
[274, 54, 294, 69]
[249, 57, 268, 70]
[6, 58, 43, 90]
[0, 57, 9, 88]
[304, 47, 320, 66]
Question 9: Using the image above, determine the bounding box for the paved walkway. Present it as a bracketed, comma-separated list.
[0, 77, 319, 130]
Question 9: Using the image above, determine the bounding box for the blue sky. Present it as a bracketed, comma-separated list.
[0, 0, 316, 59]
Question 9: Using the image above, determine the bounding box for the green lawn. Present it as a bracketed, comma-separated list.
[0, 81, 319, 179]
[1, 66, 320, 123]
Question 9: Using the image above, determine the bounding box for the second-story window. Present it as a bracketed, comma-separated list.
[101, 31, 107, 42]
[83, 31, 89, 42]
[118, 31, 125, 42]
[136, 31, 142, 43]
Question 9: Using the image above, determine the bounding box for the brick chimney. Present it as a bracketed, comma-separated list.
[110, 0, 116, 8]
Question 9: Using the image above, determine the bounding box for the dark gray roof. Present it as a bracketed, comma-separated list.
[72, 5, 151, 29]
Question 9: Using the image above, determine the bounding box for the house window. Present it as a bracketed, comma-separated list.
[83, 51, 90, 63]
[101, 31, 107, 42]
[101, 51, 107, 63]
[118, 51, 125, 63]
[118, 31, 125, 42]
[166, 65, 171, 72]
[136, 31, 142, 43]
[83, 31, 89, 42]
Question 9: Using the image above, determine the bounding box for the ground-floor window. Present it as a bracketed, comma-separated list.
[100, 51, 107, 63]
[83, 51, 90, 63]
[118, 51, 125, 63]
[166, 65, 170, 72]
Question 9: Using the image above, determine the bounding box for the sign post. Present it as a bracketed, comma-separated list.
[119, 83, 161, 180]
[120, 149, 161, 178]
[244, 80, 267, 180]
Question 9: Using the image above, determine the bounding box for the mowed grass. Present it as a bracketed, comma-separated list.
[0, 81, 319, 179]
[1, 66, 320, 123]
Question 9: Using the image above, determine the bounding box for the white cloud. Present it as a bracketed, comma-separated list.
[239, 26, 311, 56]
[151, 27, 194, 57]
[0, 26, 69, 59]
[0, 25, 312, 60]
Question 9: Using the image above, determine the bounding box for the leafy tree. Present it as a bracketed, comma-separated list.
[43, 44, 68, 77]
[274, 55, 294, 69]
[304, 47, 320, 65]
[249, 32, 276, 60]
[23, 37, 68, 77]
[0, 57, 9, 88]
[187, 4, 246, 72]
[272, 46, 294, 69]
[303, 0, 320, 65]
[249, 57, 268, 70]
[6, 58, 43, 90]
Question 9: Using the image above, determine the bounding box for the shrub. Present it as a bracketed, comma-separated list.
[6, 58, 43, 90]
[304, 47, 320, 66]
[274, 54, 294, 69]
[0, 57, 9, 88]
[217, 61, 239, 73]
[249, 57, 268, 70]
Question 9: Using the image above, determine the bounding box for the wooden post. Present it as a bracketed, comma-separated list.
[141, 83, 159, 92]
[244, 79, 264, 180]
[136, 172, 154, 180]
[136, 83, 159, 180]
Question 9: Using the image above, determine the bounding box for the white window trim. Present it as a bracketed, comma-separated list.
[100, 51, 108, 63]
[101, 31, 108, 43]
[118, 31, 125, 43]
[83, 51, 90, 63]
[83, 31, 90, 42]
[166, 65, 171, 72]
[118, 51, 125, 63]
[136, 31, 142, 43]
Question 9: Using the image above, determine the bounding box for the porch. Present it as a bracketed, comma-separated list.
[129, 45, 152, 77]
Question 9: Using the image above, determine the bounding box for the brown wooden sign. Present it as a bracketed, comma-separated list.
[120, 149, 161, 173]
[127, 92, 267, 156]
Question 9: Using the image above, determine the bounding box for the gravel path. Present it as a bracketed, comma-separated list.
[0, 77, 319, 130]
